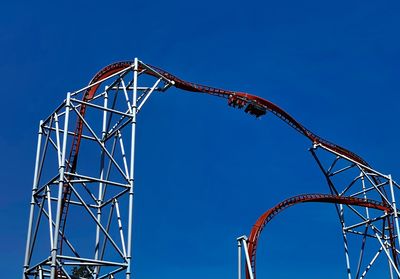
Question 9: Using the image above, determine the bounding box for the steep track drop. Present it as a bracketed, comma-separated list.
[57, 60, 392, 277]
[60, 60, 378, 252]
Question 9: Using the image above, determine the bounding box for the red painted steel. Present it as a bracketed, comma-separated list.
[56, 61, 393, 277]
[58, 60, 378, 251]
[246, 194, 390, 279]
[79, 61, 370, 168]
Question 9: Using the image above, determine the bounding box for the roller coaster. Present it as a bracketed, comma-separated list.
[23, 59, 400, 279]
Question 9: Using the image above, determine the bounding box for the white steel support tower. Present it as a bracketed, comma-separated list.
[23, 58, 400, 279]
[23, 59, 173, 279]
[237, 143, 400, 279]
[310, 144, 400, 279]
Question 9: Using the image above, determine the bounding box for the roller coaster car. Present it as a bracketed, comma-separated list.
[245, 102, 267, 118]
[228, 95, 247, 109]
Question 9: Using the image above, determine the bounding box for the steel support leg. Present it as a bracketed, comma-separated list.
[238, 239, 242, 279]
[126, 58, 138, 279]
[237, 236, 254, 279]
[23, 121, 43, 279]
[94, 90, 108, 279]
[389, 175, 400, 251]
[50, 93, 71, 279]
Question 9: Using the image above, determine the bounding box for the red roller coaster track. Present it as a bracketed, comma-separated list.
[81, 61, 370, 166]
[246, 194, 391, 279]
[56, 61, 394, 277]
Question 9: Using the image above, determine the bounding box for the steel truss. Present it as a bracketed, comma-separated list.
[310, 143, 400, 279]
[237, 143, 400, 279]
[23, 59, 173, 279]
[24, 58, 399, 279]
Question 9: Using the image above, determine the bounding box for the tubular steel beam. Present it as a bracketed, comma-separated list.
[24, 59, 400, 279]
[24, 58, 174, 279]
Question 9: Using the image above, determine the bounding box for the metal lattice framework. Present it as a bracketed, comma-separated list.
[23, 59, 400, 279]
[238, 194, 391, 279]
[23, 59, 174, 279]
[237, 142, 400, 279]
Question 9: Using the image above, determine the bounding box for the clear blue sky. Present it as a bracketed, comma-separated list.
[1, 1, 399, 278]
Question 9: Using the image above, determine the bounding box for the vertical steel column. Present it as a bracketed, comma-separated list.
[355, 175, 370, 279]
[23, 120, 43, 279]
[339, 204, 352, 279]
[126, 58, 138, 279]
[50, 93, 71, 279]
[237, 238, 242, 279]
[94, 90, 108, 279]
[389, 174, 400, 250]
[241, 238, 254, 279]
[38, 266, 43, 279]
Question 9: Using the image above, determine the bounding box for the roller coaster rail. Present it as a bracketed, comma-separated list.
[23, 58, 400, 279]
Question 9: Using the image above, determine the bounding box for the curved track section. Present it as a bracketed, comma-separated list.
[58, 60, 378, 261]
[246, 194, 390, 279]
[85, 61, 369, 165]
